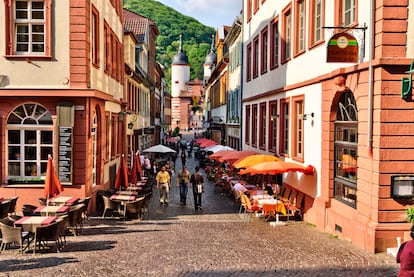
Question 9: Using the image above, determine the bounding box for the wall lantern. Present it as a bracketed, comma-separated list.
[402, 60, 414, 99]
[391, 175, 414, 199]
[128, 122, 134, 129]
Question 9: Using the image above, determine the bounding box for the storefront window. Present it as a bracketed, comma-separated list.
[334, 91, 358, 207]
[7, 103, 53, 184]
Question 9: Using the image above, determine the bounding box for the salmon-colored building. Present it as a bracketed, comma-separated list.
[241, 0, 414, 253]
[0, 0, 126, 214]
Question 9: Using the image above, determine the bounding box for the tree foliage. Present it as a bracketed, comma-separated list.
[123, 0, 215, 90]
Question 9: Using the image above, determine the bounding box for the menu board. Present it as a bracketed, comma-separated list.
[58, 126, 72, 182]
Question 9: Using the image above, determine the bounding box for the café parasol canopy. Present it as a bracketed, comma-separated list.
[129, 151, 142, 185]
[209, 150, 236, 161]
[142, 144, 176, 154]
[115, 154, 129, 190]
[44, 155, 64, 199]
[217, 150, 258, 164]
[205, 144, 233, 153]
[239, 161, 314, 176]
[233, 154, 282, 169]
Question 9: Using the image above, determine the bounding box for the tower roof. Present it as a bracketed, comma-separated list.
[204, 35, 217, 66]
[172, 34, 189, 65]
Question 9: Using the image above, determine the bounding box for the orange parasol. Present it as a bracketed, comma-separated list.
[218, 150, 258, 164]
[44, 156, 64, 199]
[239, 161, 314, 175]
[115, 154, 129, 190]
[209, 150, 235, 161]
[233, 154, 282, 169]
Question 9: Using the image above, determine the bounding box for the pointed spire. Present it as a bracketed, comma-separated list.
[179, 34, 183, 52]
[210, 34, 215, 53]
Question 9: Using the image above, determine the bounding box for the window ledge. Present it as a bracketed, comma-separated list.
[4, 55, 53, 61]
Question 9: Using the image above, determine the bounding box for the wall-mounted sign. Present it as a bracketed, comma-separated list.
[58, 126, 72, 182]
[327, 32, 358, 63]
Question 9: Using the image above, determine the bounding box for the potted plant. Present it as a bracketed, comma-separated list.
[407, 207, 414, 224]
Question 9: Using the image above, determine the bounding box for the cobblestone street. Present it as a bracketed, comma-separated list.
[0, 135, 400, 276]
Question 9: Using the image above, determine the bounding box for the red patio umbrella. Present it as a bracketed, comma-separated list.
[217, 150, 258, 164]
[199, 139, 219, 148]
[209, 150, 235, 161]
[115, 154, 129, 190]
[129, 152, 142, 185]
[44, 156, 64, 199]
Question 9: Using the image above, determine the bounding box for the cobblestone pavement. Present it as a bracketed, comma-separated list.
[0, 134, 400, 276]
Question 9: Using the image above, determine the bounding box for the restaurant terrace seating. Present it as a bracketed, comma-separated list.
[102, 195, 121, 218]
[125, 197, 145, 219]
[286, 192, 305, 221]
[239, 191, 262, 221]
[78, 197, 91, 221]
[0, 221, 31, 253]
[33, 221, 61, 254]
[7, 196, 18, 216]
[67, 204, 84, 236]
[22, 204, 38, 216]
[0, 200, 11, 219]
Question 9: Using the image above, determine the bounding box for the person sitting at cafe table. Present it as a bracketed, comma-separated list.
[233, 182, 249, 196]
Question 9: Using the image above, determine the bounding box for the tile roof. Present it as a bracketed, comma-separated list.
[123, 9, 155, 42]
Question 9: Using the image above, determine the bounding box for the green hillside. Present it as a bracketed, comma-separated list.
[123, 0, 215, 89]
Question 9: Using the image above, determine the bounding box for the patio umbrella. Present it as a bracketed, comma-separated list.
[239, 161, 314, 175]
[209, 150, 235, 161]
[115, 154, 129, 190]
[142, 144, 176, 154]
[44, 155, 64, 216]
[199, 139, 218, 148]
[205, 145, 233, 153]
[217, 150, 258, 164]
[233, 154, 282, 169]
[129, 152, 142, 185]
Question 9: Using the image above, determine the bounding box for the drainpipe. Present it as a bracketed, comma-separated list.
[367, 0, 375, 150]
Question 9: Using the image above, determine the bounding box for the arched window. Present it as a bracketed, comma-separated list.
[7, 103, 53, 183]
[334, 91, 358, 207]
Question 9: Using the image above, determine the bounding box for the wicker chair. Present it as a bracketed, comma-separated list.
[0, 221, 31, 253]
[33, 221, 60, 254]
[102, 196, 121, 218]
[38, 197, 47, 206]
[0, 200, 11, 219]
[125, 197, 145, 219]
[7, 196, 18, 215]
[78, 197, 91, 221]
[67, 204, 84, 236]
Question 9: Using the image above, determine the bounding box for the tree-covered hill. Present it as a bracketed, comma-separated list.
[123, 0, 215, 89]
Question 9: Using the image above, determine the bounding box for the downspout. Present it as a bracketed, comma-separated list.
[367, 0, 375, 150]
[238, 6, 244, 151]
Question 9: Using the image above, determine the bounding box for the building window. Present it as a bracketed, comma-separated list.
[268, 101, 278, 153]
[246, 43, 252, 82]
[253, 36, 259, 79]
[91, 5, 100, 67]
[261, 26, 268, 74]
[295, 0, 306, 55]
[245, 105, 251, 144]
[270, 17, 279, 69]
[335, 0, 357, 28]
[309, 0, 324, 47]
[252, 104, 258, 146]
[334, 91, 358, 208]
[259, 102, 266, 149]
[282, 5, 292, 63]
[92, 112, 97, 187]
[280, 99, 289, 156]
[7, 103, 53, 182]
[293, 98, 304, 160]
[5, 0, 52, 57]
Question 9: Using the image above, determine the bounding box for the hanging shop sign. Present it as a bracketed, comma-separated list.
[327, 32, 358, 63]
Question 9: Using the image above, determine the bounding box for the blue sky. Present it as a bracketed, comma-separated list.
[156, 0, 242, 28]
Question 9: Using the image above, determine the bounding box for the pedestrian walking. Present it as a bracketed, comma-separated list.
[156, 165, 171, 205]
[181, 151, 187, 166]
[190, 166, 204, 211]
[176, 165, 191, 205]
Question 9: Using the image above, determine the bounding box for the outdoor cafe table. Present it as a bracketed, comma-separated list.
[34, 205, 69, 216]
[49, 196, 79, 206]
[110, 194, 136, 216]
[255, 198, 286, 215]
[14, 216, 57, 233]
[113, 191, 138, 196]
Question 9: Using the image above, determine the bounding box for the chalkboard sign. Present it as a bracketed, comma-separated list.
[58, 126, 72, 182]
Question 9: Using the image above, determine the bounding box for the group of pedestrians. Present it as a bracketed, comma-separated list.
[155, 154, 204, 211]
